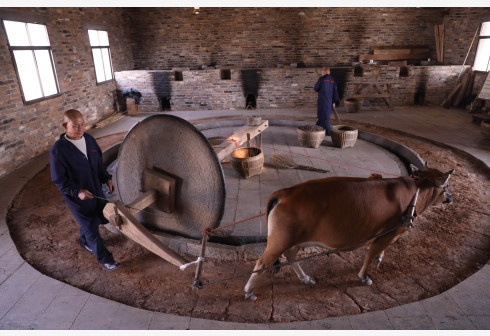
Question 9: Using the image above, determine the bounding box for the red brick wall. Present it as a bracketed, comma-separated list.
[126, 7, 449, 69]
[443, 8, 490, 66]
[0, 7, 133, 178]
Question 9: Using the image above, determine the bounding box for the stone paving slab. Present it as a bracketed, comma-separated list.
[0, 274, 64, 329]
[348, 310, 394, 329]
[149, 312, 190, 330]
[34, 283, 89, 329]
[0, 247, 25, 286]
[71, 294, 120, 330]
[0, 262, 41, 322]
[108, 303, 153, 330]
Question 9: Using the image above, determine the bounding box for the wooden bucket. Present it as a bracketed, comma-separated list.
[331, 125, 358, 148]
[297, 125, 325, 148]
[481, 121, 490, 139]
[231, 147, 264, 178]
[344, 98, 359, 113]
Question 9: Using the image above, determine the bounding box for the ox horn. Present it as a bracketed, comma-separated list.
[440, 169, 455, 186]
[410, 164, 420, 175]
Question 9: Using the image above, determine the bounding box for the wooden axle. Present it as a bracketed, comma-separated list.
[214, 120, 268, 162]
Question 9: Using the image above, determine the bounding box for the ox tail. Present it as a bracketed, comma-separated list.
[266, 197, 282, 273]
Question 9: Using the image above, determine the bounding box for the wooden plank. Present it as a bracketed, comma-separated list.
[372, 48, 429, 55]
[103, 201, 186, 267]
[371, 45, 429, 51]
[214, 120, 268, 162]
[453, 71, 471, 107]
[359, 53, 430, 62]
[352, 93, 392, 99]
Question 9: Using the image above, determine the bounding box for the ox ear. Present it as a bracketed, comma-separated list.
[439, 169, 455, 186]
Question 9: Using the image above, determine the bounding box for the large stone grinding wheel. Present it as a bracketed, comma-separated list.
[116, 114, 226, 240]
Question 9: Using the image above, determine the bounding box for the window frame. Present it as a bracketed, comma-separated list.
[88, 29, 114, 85]
[1, 19, 61, 104]
[473, 21, 490, 73]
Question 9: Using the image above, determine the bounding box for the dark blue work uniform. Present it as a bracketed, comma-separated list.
[314, 74, 339, 135]
[50, 133, 115, 264]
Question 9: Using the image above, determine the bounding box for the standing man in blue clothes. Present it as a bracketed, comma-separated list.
[50, 109, 120, 271]
[314, 66, 339, 135]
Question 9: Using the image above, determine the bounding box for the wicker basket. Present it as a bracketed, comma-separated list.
[331, 125, 358, 148]
[207, 136, 229, 163]
[481, 121, 490, 139]
[297, 125, 326, 148]
[231, 147, 264, 178]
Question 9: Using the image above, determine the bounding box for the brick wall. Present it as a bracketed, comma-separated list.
[0, 7, 134, 178]
[115, 65, 473, 112]
[443, 8, 490, 66]
[124, 7, 449, 70]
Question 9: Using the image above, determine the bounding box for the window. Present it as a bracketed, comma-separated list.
[474, 21, 490, 72]
[88, 29, 113, 83]
[2, 20, 59, 102]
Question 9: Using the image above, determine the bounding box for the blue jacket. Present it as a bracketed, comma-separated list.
[50, 133, 111, 228]
[314, 74, 339, 120]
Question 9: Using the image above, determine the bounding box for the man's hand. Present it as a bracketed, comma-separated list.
[78, 189, 93, 200]
[106, 180, 116, 194]
[333, 103, 336, 108]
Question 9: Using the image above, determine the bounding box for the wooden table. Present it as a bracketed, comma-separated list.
[350, 82, 394, 110]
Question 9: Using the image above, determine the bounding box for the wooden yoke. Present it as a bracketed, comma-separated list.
[214, 120, 268, 162]
[103, 195, 186, 268]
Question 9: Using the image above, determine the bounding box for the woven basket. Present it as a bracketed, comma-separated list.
[297, 125, 326, 148]
[207, 136, 229, 163]
[331, 125, 358, 148]
[482, 121, 490, 139]
[231, 147, 264, 178]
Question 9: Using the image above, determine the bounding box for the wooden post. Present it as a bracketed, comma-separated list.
[192, 233, 208, 289]
[247, 116, 262, 147]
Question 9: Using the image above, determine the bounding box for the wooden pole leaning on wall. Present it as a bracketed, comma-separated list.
[458, 26, 480, 79]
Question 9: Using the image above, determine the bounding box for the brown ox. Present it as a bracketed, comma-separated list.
[244, 164, 454, 301]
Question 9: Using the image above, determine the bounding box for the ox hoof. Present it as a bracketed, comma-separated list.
[360, 276, 373, 286]
[301, 275, 316, 286]
[374, 257, 382, 268]
[244, 291, 257, 301]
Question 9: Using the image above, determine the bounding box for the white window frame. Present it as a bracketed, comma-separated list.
[88, 29, 114, 83]
[2, 19, 60, 103]
[473, 21, 490, 72]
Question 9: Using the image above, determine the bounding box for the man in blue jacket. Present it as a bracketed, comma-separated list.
[50, 109, 119, 271]
[314, 67, 339, 135]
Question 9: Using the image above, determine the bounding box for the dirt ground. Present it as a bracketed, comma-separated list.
[6, 123, 490, 323]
